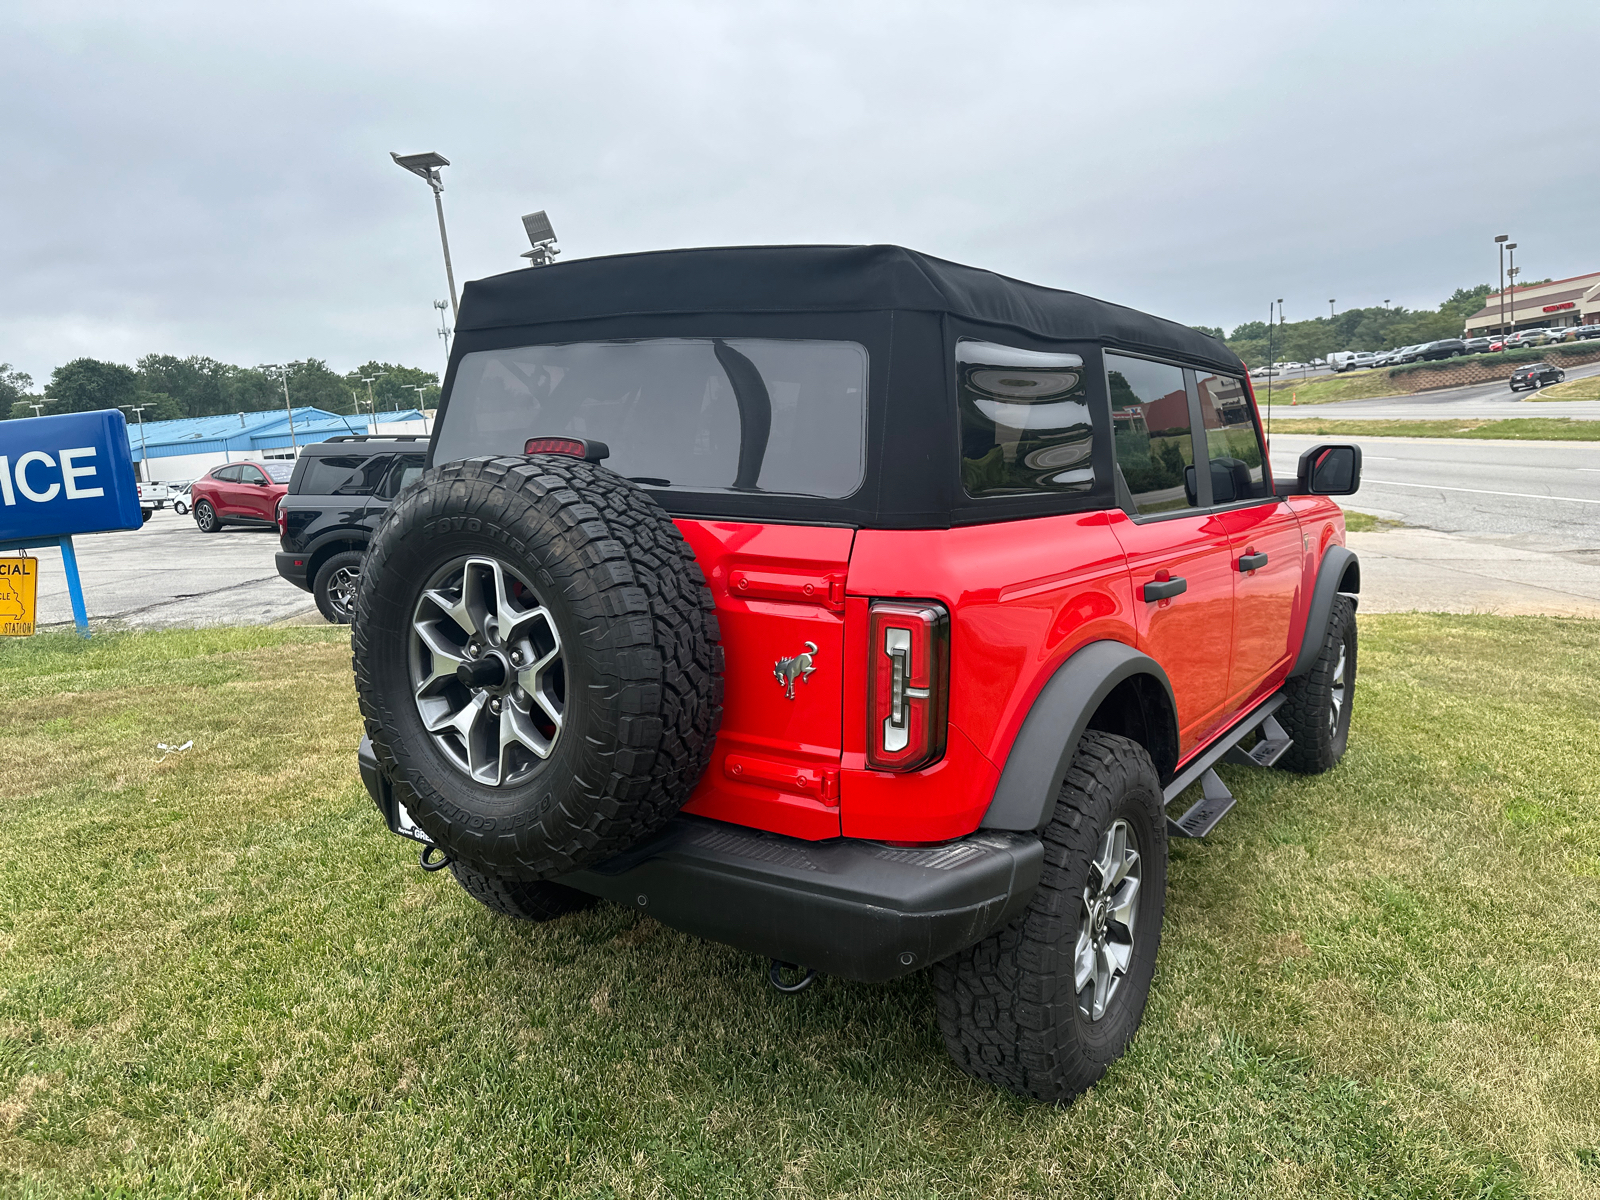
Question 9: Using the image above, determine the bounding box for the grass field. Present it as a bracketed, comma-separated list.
[1256, 372, 1402, 406]
[1265, 416, 1600, 441]
[3, 622, 1600, 1198]
[1528, 375, 1600, 402]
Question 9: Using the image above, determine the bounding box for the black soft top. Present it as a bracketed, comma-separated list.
[439, 245, 1243, 529]
[455, 244, 1240, 375]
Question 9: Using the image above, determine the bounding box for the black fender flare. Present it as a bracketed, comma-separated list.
[1289, 545, 1360, 678]
[979, 640, 1176, 833]
[304, 530, 372, 577]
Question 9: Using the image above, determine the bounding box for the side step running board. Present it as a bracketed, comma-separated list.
[1164, 696, 1292, 840]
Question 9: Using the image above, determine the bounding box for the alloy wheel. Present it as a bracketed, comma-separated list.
[410, 556, 565, 787]
[1328, 641, 1348, 735]
[327, 565, 361, 620]
[1074, 818, 1142, 1021]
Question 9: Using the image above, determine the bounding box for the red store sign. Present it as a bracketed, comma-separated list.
[1544, 301, 1575, 312]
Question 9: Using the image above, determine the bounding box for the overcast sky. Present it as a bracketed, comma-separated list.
[5, 1, 1598, 387]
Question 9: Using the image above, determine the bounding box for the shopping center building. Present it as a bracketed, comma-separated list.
[1463, 271, 1600, 336]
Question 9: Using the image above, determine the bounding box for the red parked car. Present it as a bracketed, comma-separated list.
[351, 246, 1362, 1104]
[188, 460, 294, 532]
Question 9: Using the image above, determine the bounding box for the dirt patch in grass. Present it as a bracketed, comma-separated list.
[1265, 416, 1600, 441]
[3, 620, 1599, 1196]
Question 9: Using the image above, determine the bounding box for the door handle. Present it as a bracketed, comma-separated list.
[1237, 552, 1269, 572]
[1142, 576, 1188, 602]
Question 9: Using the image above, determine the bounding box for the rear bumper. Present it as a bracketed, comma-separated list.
[275, 551, 311, 591]
[357, 736, 1042, 982]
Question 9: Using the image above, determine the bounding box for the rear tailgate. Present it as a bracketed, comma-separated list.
[675, 520, 852, 839]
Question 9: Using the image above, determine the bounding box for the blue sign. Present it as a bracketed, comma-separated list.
[0, 410, 142, 542]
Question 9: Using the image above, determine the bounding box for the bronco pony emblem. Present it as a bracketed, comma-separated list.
[773, 642, 819, 700]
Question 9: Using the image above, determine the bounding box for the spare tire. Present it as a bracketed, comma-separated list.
[351, 454, 723, 880]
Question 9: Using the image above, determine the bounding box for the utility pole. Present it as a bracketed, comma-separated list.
[392, 152, 459, 319]
[1329, 299, 1335, 320]
[1495, 234, 1509, 343]
[118, 404, 150, 481]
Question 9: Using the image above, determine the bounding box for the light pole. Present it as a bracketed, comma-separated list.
[434, 299, 452, 375]
[408, 383, 433, 433]
[1506, 244, 1519, 335]
[1329, 299, 1335, 320]
[263, 363, 303, 454]
[1495, 234, 1509, 342]
[360, 370, 387, 415]
[392, 152, 459, 320]
[118, 404, 150, 480]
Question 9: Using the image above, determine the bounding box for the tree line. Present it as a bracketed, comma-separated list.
[1193, 282, 1512, 367]
[0, 355, 443, 423]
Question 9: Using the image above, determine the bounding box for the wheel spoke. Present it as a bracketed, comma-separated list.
[501, 701, 555, 763]
[1074, 928, 1096, 994]
[422, 585, 478, 639]
[1108, 876, 1140, 935]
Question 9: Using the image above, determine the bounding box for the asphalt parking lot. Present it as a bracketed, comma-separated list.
[29, 507, 321, 631]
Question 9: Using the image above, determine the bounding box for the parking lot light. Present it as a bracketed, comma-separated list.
[392, 152, 459, 321]
[520, 210, 560, 267]
[262, 363, 304, 454]
[118, 404, 150, 481]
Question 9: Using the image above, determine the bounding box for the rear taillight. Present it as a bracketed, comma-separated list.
[867, 601, 950, 772]
[275, 498, 287, 535]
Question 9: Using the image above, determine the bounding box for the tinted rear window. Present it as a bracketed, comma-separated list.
[295, 455, 391, 495]
[436, 339, 869, 499]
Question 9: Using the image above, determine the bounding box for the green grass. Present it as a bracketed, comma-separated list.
[1257, 372, 1405, 406]
[4, 621, 1600, 1197]
[1265, 417, 1600, 441]
[1527, 375, 1600, 402]
[1339, 510, 1403, 533]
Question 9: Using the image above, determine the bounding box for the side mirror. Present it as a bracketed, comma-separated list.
[1182, 464, 1198, 506]
[1298, 444, 1362, 495]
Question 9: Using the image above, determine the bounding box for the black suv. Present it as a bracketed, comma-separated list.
[1416, 338, 1467, 361]
[1508, 362, 1565, 392]
[275, 436, 427, 622]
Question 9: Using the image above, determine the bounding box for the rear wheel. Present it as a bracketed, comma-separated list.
[1278, 595, 1356, 774]
[448, 859, 596, 922]
[932, 731, 1167, 1104]
[312, 550, 364, 624]
[194, 500, 221, 532]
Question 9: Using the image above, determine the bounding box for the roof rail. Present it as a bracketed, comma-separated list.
[320, 434, 430, 443]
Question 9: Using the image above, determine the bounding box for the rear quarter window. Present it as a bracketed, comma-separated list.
[956, 340, 1094, 497]
[295, 454, 392, 496]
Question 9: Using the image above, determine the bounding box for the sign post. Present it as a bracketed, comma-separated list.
[0, 410, 143, 638]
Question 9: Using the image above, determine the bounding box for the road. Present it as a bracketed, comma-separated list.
[28, 507, 319, 631]
[1260, 359, 1600, 422]
[1267, 432, 1600, 615]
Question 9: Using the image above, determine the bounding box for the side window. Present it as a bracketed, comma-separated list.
[238, 465, 267, 485]
[1195, 372, 1268, 503]
[1107, 353, 1198, 515]
[214, 465, 241, 483]
[956, 339, 1094, 496]
[385, 455, 426, 498]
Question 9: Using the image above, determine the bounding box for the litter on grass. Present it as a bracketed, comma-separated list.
[155, 740, 194, 762]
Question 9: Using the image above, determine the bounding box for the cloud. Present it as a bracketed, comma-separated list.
[3, 0, 1597, 383]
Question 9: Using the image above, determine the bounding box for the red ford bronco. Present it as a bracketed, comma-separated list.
[353, 245, 1362, 1103]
